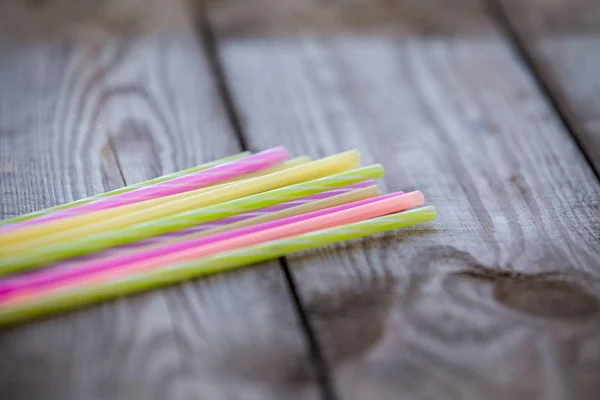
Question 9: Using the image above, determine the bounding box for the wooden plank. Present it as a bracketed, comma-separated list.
[494, 0, 600, 173]
[209, 0, 600, 398]
[0, 33, 318, 400]
[0, 0, 193, 40]
[210, 0, 491, 36]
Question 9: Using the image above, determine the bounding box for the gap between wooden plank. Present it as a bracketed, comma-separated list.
[197, 16, 249, 151]
[196, 13, 340, 400]
[281, 257, 340, 400]
[484, 0, 600, 181]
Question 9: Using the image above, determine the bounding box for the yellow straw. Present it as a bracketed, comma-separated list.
[148, 156, 310, 206]
[0, 206, 437, 327]
[0, 152, 251, 226]
[156, 185, 381, 244]
[0, 150, 360, 253]
[209, 156, 310, 187]
[154, 156, 310, 204]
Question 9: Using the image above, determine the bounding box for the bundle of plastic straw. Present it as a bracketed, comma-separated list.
[0, 147, 437, 327]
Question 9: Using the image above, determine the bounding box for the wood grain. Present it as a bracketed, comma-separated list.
[0, 41, 125, 220]
[209, 0, 600, 398]
[494, 0, 600, 173]
[0, 33, 318, 400]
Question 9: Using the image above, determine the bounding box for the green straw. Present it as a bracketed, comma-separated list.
[0, 206, 437, 327]
[0, 152, 251, 226]
[0, 165, 384, 274]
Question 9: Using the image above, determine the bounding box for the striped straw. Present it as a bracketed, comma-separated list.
[12, 156, 311, 257]
[1, 148, 288, 233]
[1, 191, 419, 299]
[0, 190, 416, 299]
[26, 182, 379, 272]
[130, 180, 378, 247]
[15, 184, 380, 285]
[0, 152, 250, 226]
[0, 206, 437, 327]
[0, 164, 384, 274]
[0, 150, 359, 250]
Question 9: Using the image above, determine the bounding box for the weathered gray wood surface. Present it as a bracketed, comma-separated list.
[0, 0, 193, 40]
[209, 0, 600, 398]
[495, 0, 600, 173]
[0, 33, 317, 400]
[1, 0, 599, 399]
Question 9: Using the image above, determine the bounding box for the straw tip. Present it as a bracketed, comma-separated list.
[423, 205, 438, 220]
[409, 190, 425, 204]
[264, 146, 290, 158]
[365, 164, 385, 178]
[338, 148, 361, 161]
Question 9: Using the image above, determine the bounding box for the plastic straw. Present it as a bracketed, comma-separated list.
[0, 206, 437, 327]
[1, 148, 289, 233]
[28, 182, 379, 272]
[2, 191, 419, 299]
[0, 152, 250, 226]
[2, 156, 310, 237]
[52, 156, 312, 245]
[0, 163, 382, 274]
[0, 183, 380, 298]
[120, 180, 378, 249]
[0, 150, 360, 251]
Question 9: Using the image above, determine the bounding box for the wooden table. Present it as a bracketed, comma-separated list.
[1, 0, 599, 399]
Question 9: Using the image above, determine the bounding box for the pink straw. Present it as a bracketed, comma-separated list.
[0, 147, 289, 233]
[28, 180, 379, 263]
[0, 191, 419, 300]
[130, 180, 378, 247]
